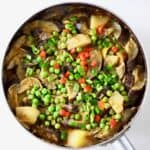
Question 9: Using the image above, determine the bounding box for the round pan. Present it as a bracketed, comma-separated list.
[1, 2, 148, 149]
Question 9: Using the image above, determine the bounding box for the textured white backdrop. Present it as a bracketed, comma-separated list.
[0, 0, 150, 150]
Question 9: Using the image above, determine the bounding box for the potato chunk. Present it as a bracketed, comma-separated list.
[66, 130, 91, 148]
[109, 91, 124, 113]
[67, 34, 91, 49]
[16, 106, 40, 125]
[90, 15, 109, 29]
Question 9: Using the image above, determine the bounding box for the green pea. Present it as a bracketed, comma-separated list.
[65, 23, 73, 30]
[83, 114, 89, 121]
[86, 79, 92, 84]
[55, 123, 61, 129]
[67, 34, 72, 39]
[54, 99, 59, 104]
[121, 91, 127, 96]
[56, 117, 62, 123]
[41, 71, 48, 78]
[104, 125, 110, 131]
[44, 121, 50, 126]
[60, 98, 66, 104]
[57, 84, 63, 89]
[86, 124, 91, 130]
[47, 76, 53, 82]
[52, 31, 59, 36]
[106, 90, 113, 97]
[102, 96, 108, 102]
[90, 29, 96, 35]
[26, 67, 33, 76]
[69, 74, 74, 80]
[76, 47, 82, 52]
[70, 114, 75, 119]
[53, 112, 59, 119]
[51, 120, 56, 126]
[43, 95, 51, 105]
[74, 73, 80, 80]
[28, 94, 34, 100]
[41, 88, 48, 95]
[32, 98, 39, 106]
[72, 29, 77, 34]
[48, 105, 55, 113]
[36, 56, 42, 63]
[50, 60, 55, 66]
[91, 35, 97, 42]
[60, 42, 66, 49]
[104, 103, 111, 109]
[91, 123, 97, 128]
[49, 67, 54, 73]
[56, 105, 61, 112]
[75, 114, 81, 120]
[68, 121, 77, 127]
[47, 115, 53, 121]
[120, 85, 125, 91]
[39, 114, 46, 121]
[35, 90, 41, 97]
[109, 109, 115, 115]
[54, 69, 60, 74]
[66, 57, 72, 63]
[100, 122, 105, 129]
[91, 69, 98, 76]
[114, 113, 122, 120]
[61, 88, 66, 93]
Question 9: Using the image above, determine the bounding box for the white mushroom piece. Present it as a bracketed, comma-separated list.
[115, 51, 126, 79]
[131, 65, 146, 91]
[109, 91, 124, 114]
[8, 84, 19, 110]
[16, 106, 40, 125]
[87, 49, 102, 79]
[66, 34, 91, 50]
[125, 37, 138, 62]
[66, 129, 92, 148]
[22, 20, 59, 36]
[18, 77, 42, 94]
[90, 15, 109, 29]
[66, 82, 79, 100]
[104, 21, 122, 39]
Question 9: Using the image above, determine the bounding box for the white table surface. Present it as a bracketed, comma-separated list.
[0, 0, 150, 150]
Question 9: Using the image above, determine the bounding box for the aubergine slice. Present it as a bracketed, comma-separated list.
[22, 20, 59, 35]
[18, 77, 42, 94]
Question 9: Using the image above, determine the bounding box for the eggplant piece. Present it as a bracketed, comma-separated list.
[66, 129, 92, 148]
[6, 47, 27, 69]
[66, 34, 91, 50]
[116, 62, 125, 79]
[18, 77, 42, 94]
[90, 15, 109, 29]
[118, 26, 130, 45]
[31, 125, 59, 143]
[109, 91, 124, 113]
[122, 107, 137, 123]
[22, 20, 59, 35]
[8, 84, 19, 110]
[76, 22, 90, 34]
[16, 106, 40, 125]
[125, 37, 138, 62]
[87, 49, 102, 79]
[132, 65, 146, 91]
[122, 73, 134, 90]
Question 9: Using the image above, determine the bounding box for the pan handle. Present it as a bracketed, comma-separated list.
[111, 134, 135, 150]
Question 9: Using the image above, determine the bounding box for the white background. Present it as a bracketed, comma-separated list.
[0, 0, 150, 150]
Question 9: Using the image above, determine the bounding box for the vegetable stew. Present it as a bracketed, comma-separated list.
[3, 4, 146, 148]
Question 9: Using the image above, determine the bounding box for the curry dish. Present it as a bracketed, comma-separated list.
[3, 4, 146, 148]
